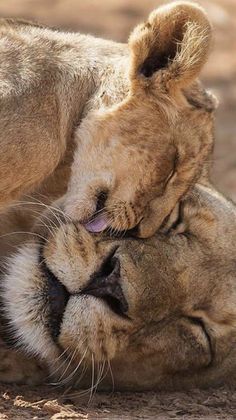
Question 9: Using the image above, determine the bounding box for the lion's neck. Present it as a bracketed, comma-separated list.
[38, 26, 130, 127]
[54, 31, 130, 133]
[0, 20, 130, 143]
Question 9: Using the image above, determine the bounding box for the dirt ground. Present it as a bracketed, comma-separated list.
[1, 384, 236, 419]
[0, 0, 235, 418]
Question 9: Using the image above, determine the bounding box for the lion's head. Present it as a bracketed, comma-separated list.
[2, 184, 236, 391]
[64, 1, 217, 238]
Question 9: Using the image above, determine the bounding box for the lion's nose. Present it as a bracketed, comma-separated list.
[95, 190, 108, 213]
[81, 254, 129, 317]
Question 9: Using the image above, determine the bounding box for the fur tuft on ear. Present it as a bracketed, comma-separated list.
[129, 1, 212, 94]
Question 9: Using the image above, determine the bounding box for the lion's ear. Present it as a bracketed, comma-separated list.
[129, 1, 212, 94]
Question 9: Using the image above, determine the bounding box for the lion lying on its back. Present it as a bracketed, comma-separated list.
[0, 1, 216, 239]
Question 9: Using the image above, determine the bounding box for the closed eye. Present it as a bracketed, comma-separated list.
[161, 201, 189, 236]
[187, 316, 214, 366]
[165, 167, 175, 184]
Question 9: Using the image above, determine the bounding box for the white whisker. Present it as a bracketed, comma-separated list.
[0, 231, 49, 243]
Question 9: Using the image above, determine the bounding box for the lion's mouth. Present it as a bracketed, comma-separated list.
[40, 248, 129, 340]
[39, 252, 70, 341]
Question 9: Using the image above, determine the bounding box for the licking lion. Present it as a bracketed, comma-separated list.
[1, 2, 235, 393]
[0, 1, 216, 236]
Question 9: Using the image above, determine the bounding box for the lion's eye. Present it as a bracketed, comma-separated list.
[165, 167, 175, 184]
[187, 316, 214, 364]
[161, 202, 186, 235]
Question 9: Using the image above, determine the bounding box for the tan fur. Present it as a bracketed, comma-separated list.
[1, 184, 236, 390]
[0, 2, 225, 389]
[0, 2, 216, 238]
[0, 339, 45, 385]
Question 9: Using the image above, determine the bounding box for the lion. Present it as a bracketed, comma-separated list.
[1, 183, 236, 391]
[0, 0, 229, 392]
[0, 1, 217, 239]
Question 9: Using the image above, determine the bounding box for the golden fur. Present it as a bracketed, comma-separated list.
[1, 184, 236, 390]
[0, 2, 216, 239]
[0, 2, 229, 390]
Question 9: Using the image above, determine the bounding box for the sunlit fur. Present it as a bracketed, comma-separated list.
[0, 2, 216, 239]
[64, 1, 217, 237]
[2, 184, 236, 391]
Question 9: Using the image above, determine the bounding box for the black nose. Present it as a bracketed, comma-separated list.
[81, 253, 128, 317]
[40, 250, 70, 340]
[95, 190, 108, 213]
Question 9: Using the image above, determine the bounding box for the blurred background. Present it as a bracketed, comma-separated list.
[0, 0, 235, 200]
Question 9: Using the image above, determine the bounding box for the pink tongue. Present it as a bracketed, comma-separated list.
[85, 215, 108, 233]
